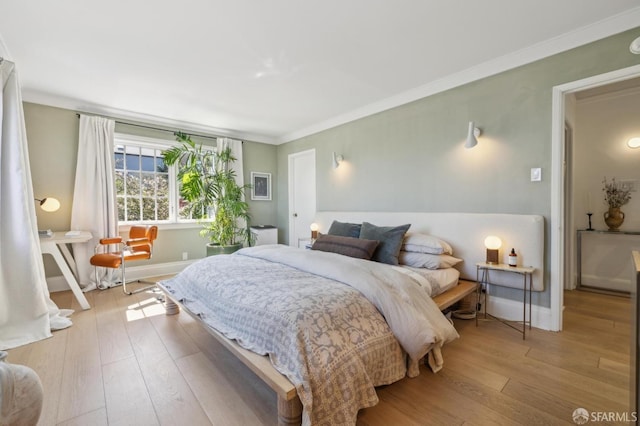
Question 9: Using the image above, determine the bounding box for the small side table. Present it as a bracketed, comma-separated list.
[476, 262, 535, 340]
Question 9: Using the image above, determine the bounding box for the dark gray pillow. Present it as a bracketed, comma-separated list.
[327, 220, 362, 238]
[311, 233, 379, 260]
[359, 222, 411, 265]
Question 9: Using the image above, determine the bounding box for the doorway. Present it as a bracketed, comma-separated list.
[288, 149, 316, 247]
[551, 64, 640, 331]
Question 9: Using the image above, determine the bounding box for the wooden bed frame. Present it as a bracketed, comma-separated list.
[162, 279, 477, 426]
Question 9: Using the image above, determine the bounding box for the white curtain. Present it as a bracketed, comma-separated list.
[0, 58, 72, 350]
[70, 115, 117, 291]
[216, 137, 244, 186]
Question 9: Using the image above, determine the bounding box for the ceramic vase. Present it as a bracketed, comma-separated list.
[0, 351, 44, 426]
[604, 207, 625, 231]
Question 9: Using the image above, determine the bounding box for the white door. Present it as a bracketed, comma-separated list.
[288, 149, 316, 247]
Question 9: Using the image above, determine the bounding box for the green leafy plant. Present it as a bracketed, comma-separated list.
[163, 132, 253, 246]
[602, 177, 631, 209]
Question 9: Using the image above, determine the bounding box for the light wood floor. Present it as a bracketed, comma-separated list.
[6, 283, 631, 426]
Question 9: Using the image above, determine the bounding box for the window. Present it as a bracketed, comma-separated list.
[114, 134, 214, 224]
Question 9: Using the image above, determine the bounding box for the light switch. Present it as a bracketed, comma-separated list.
[531, 168, 542, 182]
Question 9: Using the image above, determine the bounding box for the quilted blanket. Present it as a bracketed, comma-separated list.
[159, 245, 458, 425]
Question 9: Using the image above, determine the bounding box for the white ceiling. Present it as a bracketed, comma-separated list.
[1, 1, 639, 144]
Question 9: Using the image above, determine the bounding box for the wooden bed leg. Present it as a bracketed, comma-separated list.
[277, 395, 302, 426]
[164, 299, 180, 315]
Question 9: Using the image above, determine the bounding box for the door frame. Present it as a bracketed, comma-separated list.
[287, 149, 316, 246]
[550, 64, 640, 331]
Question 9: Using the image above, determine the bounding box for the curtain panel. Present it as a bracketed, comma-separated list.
[0, 59, 72, 350]
[71, 115, 118, 290]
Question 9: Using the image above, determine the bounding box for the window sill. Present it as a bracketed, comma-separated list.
[119, 222, 205, 233]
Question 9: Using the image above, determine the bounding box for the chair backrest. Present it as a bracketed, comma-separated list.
[128, 225, 158, 254]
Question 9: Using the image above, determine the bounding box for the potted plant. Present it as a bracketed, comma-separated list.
[602, 177, 631, 231]
[163, 132, 253, 255]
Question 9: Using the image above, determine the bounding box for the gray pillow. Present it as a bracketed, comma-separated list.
[327, 220, 362, 238]
[359, 222, 411, 265]
[311, 233, 379, 260]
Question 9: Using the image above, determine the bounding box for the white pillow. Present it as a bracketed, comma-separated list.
[399, 251, 462, 269]
[401, 232, 453, 255]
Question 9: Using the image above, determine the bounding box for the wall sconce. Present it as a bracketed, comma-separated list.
[630, 36, 640, 54]
[464, 121, 481, 149]
[627, 137, 640, 149]
[332, 152, 344, 169]
[484, 235, 502, 264]
[35, 197, 60, 212]
[310, 223, 319, 241]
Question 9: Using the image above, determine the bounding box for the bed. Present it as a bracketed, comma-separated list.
[158, 213, 544, 425]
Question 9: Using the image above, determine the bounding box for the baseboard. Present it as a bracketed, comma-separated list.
[485, 295, 554, 331]
[580, 273, 631, 293]
[46, 259, 196, 293]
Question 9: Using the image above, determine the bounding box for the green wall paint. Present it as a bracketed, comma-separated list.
[24, 103, 278, 276]
[276, 28, 640, 308]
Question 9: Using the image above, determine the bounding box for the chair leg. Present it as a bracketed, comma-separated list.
[121, 262, 157, 295]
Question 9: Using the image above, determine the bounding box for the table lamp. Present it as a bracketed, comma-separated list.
[484, 235, 502, 264]
[310, 223, 319, 241]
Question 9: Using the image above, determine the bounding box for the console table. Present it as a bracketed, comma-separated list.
[39, 231, 92, 310]
[577, 229, 640, 294]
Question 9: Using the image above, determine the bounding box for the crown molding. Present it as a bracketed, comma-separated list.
[20, 89, 278, 145]
[278, 7, 640, 144]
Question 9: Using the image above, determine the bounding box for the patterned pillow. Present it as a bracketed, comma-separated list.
[327, 220, 362, 238]
[359, 222, 411, 265]
[311, 233, 379, 260]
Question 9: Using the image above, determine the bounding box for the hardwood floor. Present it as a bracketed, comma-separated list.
[6, 283, 631, 425]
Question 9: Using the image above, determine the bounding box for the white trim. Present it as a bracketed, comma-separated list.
[46, 259, 195, 293]
[484, 294, 554, 331]
[22, 89, 277, 145]
[114, 132, 175, 148]
[118, 222, 204, 233]
[279, 8, 640, 143]
[550, 64, 640, 332]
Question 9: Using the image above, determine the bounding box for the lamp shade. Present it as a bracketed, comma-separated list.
[464, 121, 479, 149]
[37, 197, 61, 212]
[332, 152, 344, 169]
[628, 137, 640, 149]
[484, 236, 502, 250]
[484, 235, 501, 264]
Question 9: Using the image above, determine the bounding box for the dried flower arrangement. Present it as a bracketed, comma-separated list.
[602, 177, 631, 209]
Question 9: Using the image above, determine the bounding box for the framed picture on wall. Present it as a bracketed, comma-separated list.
[251, 172, 271, 201]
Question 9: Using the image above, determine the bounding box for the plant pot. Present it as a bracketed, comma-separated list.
[604, 207, 625, 231]
[0, 351, 44, 425]
[206, 243, 242, 256]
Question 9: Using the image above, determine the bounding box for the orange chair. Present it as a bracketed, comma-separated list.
[90, 225, 158, 295]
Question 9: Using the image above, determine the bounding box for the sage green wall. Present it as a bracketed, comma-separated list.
[24, 103, 278, 277]
[276, 28, 640, 308]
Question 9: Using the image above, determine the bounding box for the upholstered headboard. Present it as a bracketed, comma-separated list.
[313, 212, 545, 291]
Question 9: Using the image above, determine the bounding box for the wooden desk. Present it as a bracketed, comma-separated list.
[40, 231, 92, 310]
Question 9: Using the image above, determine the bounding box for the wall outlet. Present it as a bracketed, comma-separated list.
[182, 252, 188, 261]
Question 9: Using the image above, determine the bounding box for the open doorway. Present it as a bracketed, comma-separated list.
[550, 64, 640, 331]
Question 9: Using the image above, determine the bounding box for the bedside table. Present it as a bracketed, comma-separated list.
[476, 262, 535, 339]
